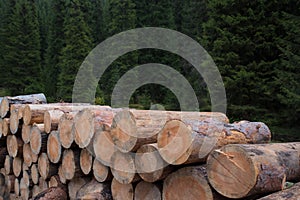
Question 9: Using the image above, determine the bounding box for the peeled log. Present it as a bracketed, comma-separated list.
[33, 187, 67, 200]
[207, 142, 300, 199]
[62, 149, 83, 180]
[93, 125, 116, 166]
[76, 179, 112, 200]
[7, 135, 23, 158]
[110, 151, 140, 184]
[135, 143, 174, 182]
[47, 131, 61, 163]
[134, 181, 161, 200]
[110, 109, 229, 153]
[38, 153, 58, 180]
[111, 178, 133, 200]
[73, 107, 115, 148]
[93, 158, 112, 182]
[0, 93, 46, 118]
[157, 120, 271, 165]
[79, 148, 93, 175]
[257, 182, 300, 200]
[163, 166, 213, 200]
[30, 124, 47, 155]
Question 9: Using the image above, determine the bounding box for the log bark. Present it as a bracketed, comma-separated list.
[68, 177, 90, 200]
[21, 124, 31, 144]
[76, 179, 112, 200]
[7, 135, 23, 157]
[93, 125, 116, 166]
[93, 158, 112, 182]
[73, 107, 115, 148]
[110, 151, 140, 184]
[47, 131, 61, 163]
[58, 112, 77, 149]
[110, 109, 229, 152]
[33, 187, 67, 200]
[23, 143, 32, 167]
[134, 181, 162, 200]
[0, 93, 46, 118]
[4, 155, 13, 175]
[163, 166, 213, 200]
[207, 142, 300, 198]
[157, 120, 271, 165]
[257, 182, 300, 200]
[111, 178, 133, 200]
[135, 143, 174, 182]
[30, 124, 47, 155]
[79, 148, 93, 175]
[44, 110, 64, 133]
[38, 153, 58, 180]
[31, 164, 39, 185]
[12, 157, 22, 177]
[61, 149, 83, 180]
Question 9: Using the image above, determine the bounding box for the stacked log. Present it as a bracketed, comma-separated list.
[2, 93, 300, 200]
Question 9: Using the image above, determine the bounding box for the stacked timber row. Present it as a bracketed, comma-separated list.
[0, 93, 299, 200]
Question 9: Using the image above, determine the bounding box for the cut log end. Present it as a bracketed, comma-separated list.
[31, 164, 39, 185]
[62, 149, 81, 180]
[74, 109, 94, 148]
[111, 178, 134, 200]
[93, 158, 111, 182]
[9, 109, 19, 134]
[30, 125, 47, 155]
[134, 181, 161, 200]
[44, 110, 64, 133]
[23, 143, 32, 167]
[22, 124, 31, 144]
[47, 131, 61, 163]
[80, 148, 93, 175]
[0, 97, 9, 118]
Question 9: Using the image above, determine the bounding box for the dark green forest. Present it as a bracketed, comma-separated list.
[0, 0, 299, 140]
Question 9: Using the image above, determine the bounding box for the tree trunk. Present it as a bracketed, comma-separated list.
[76, 179, 112, 200]
[93, 158, 112, 182]
[207, 142, 300, 198]
[0, 93, 46, 118]
[111, 178, 133, 200]
[163, 166, 213, 200]
[38, 153, 58, 180]
[158, 120, 271, 165]
[68, 177, 90, 200]
[7, 135, 23, 158]
[47, 131, 61, 164]
[33, 187, 67, 200]
[61, 149, 83, 180]
[79, 148, 93, 175]
[134, 181, 162, 200]
[110, 151, 140, 184]
[135, 143, 174, 182]
[30, 124, 47, 155]
[73, 107, 116, 148]
[93, 125, 116, 166]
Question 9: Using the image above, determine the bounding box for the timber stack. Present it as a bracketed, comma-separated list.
[0, 93, 299, 200]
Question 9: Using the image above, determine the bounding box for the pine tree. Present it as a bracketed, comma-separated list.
[2, 0, 42, 95]
[56, 0, 93, 102]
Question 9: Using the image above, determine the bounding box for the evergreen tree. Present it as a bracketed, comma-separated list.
[56, 0, 93, 102]
[2, 0, 42, 95]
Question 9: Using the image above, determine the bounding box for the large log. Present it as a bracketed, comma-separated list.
[134, 181, 162, 200]
[79, 148, 93, 175]
[38, 153, 58, 180]
[61, 149, 83, 180]
[93, 124, 116, 166]
[73, 107, 115, 148]
[110, 109, 229, 153]
[47, 131, 61, 163]
[257, 182, 300, 200]
[33, 187, 67, 200]
[76, 179, 112, 200]
[58, 112, 77, 149]
[135, 143, 174, 182]
[207, 142, 300, 199]
[111, 178, 133, 200]
[157, 120, 271, 165]
[30, 124, 47, 155]
[163, 166, 214, 200]
[93, 158, 112, 182]
[110, 151, 140, 184]
[68, 177, 90, 200]
[0, 93, 46, 118]
[7, 135, 23, 157]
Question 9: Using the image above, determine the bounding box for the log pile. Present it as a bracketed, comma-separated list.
[0, 93, 299, 200]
